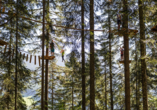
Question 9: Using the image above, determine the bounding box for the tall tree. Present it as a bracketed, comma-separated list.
[107, 1, 113, 110]
[90, 0, 95, 109]
[81, 0, 85, 109]
[104, 55, 107, 110]
[123, 0, 130, 109]
[138, 0, 148, 109]
[41, 0, 45, 109]
[15, 0, 19, 109]
[45, 0, 50, 109]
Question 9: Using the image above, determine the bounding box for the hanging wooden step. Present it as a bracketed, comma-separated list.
[40, 56, 55, 60]
[34, 56, 36, 65]
[2, 7, 5, 12]
[38, 56, 40, 66]
[30, 55, 32, 63]
[0, 39, 8, 46]
[26, 54, 28, 61]
[110, 28, 138, 36]
[119, 60, 131, 64]
[23, 53, 25, 60]
[151, 25, 157, 32]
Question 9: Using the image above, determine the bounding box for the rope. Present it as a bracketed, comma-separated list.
[21, 16, 105, 32]
[2, 12, 105, 32]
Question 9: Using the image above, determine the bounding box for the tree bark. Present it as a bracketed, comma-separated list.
[72, 75, 74, 110]
[105, 56, 107, 110]
[51, 73, 53, 110]
[45, 37, 49, 110]
[108, 2, 113, 110]
[138, 0, 148, 109]
[81, 0, 85, 109]
[122, 0, 130, 109]
[42, 0, 45, 109]
[15, 0, 19, 109]
[135, 36, 140, 110]
[0, 0, 1, 17]
[90, 0, 95, 109]
[45, 0, 49, 109]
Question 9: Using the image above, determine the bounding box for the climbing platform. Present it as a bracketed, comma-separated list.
[40, 56, 55, 60]
[0, 39, 8, 46]
[151, 25, 157, 32]
[110, 28, 138, 36]
[119, 60, 131, 64]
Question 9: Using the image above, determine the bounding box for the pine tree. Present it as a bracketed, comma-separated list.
[138, 0, 148, 109]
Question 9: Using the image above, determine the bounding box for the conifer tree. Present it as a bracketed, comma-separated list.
[138, 0, 148, 109]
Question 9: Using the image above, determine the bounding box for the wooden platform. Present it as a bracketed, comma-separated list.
[40, 56, 55, 60]
[110, 28, 138, 36]
[0, 39, 8, 46]
[151, 25, 157, 32]
[119, 60, 131, 64]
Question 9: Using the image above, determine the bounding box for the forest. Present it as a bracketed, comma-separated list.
[0, 0, 157, 110]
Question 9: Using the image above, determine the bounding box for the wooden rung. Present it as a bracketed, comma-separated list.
[23, 53, 25, 60]
[30, 55, 32, 63]
[38, 56, 40, 66]
[111, 29, 138, 36]
[26, 54, 28, 61]
[119, 60, 131, 64]
[34, 56, 36, 65]
[40, 56, 55, 60]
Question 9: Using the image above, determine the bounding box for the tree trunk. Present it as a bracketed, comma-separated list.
[135, 36, 140, 110]
[45, 38, 49, 110]
[122, 0, 130, 109]
[41, 0, 45, 109]
[138, 0, 148, 109]
[0, 0, 1, 17]
[51, 73, 53, 110]
[90, 0, 95, 109]
[81, 0, 85, 109]
[72, 75, 74, 110]
[15, 0, 19, 109]
[45, 0, 50, 109]
[108, 2, 113, 110]
[105, 56, 107, 110]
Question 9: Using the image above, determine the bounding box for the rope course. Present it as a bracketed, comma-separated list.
[0, 45, 55, 66]
[109, 28, 138, 36]
[0, 12, 105, 32]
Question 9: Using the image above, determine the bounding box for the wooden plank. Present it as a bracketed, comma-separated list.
[34, 56, 36, 65]
[38, 56, 40, 66]
[119, 60, 131, 64]
[23, 53, 25, 60]
[2, 7, 5, 12]
[30, 55, 32, 63]
[111, 29, 138, 36]
[26, 54, 28, 61]
[40, 56, 55, 60]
